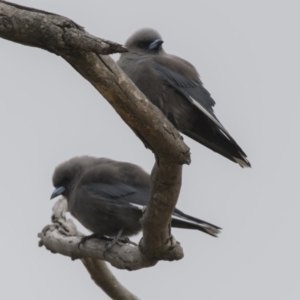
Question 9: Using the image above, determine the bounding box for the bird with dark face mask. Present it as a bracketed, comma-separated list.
[118, 28, 251, 168]
[51, 156, 221, 249]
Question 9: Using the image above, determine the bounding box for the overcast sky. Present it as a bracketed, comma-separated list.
[1, 0, 299, 299]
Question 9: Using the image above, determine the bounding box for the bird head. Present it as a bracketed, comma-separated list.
[124, 28, 164, 55]
[50, 156, 97, 200]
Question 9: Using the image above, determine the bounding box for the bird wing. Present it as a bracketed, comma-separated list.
[77, 169, 222, 237]
[84, 182, 221, 236]
[153, 57, 234, 139]
[82, 182, 149, 208]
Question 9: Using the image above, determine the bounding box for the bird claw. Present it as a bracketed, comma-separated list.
[103, 236, 131, 257]
[78, 233, 105, 249]
[119, 236, 130, 243]
[78, 233, 131, 249]
[104, 241, 114, 250]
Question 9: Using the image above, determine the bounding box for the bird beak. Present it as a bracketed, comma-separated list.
[149, 39, 164, 51]
[50, 186, 66, 199]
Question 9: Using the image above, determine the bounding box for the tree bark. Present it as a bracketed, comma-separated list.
[82, 259, 140, 300]
[39, 198, 158, 271]
[1, 1, 191, 298]
[39, 198, 141, 299]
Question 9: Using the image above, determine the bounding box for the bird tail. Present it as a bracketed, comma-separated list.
[171, 208, 221, 237]
[185, 124, 251, 168]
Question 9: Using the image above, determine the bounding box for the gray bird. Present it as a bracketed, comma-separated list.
[51, 156, 221, 248]
[118, 28, 251, 168]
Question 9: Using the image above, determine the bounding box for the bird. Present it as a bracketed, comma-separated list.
[117, 28, 251, 168]
[50, 156, 221, 249]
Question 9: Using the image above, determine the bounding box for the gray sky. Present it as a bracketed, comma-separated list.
[1, 0, 299, 299]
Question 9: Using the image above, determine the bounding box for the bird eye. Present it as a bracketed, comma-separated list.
[138, 42, 145, 48]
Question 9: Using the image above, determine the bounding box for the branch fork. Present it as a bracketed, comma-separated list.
[1, 1, 192, 298]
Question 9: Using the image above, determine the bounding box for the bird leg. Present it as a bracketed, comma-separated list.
[78, 233, 105, 248]
[104, 228, 124, 251]
[78, 230, 134, 250]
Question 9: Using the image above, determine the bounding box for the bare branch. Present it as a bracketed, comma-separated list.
[39, 198, 178, 270]
[82, 259, 140, 300]
[40, 199, 141, 299]
[63, 29, 128, 55]
[1, 1, 192, 295]
[0, 1, 127, 54]
[39, 221, 158, 271]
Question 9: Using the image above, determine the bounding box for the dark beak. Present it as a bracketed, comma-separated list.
[50, 186, 66, 199]
[149, 39, 164, 51]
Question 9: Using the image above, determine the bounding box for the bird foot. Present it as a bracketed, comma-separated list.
[104, 236, 131, 251]
[78, 233, 133, 250]
[78, 233, 107, 249]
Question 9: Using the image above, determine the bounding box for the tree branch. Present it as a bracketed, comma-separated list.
[82, 259, 140, 300]
[0, 1, 127, 54]
[1, 0, 191, 297]
[39, 199, 157, 271]
[39, 198, 141, 299]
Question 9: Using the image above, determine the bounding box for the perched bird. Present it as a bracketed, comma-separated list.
[118, 28, 251, 167]
[51, 156, 221, 248]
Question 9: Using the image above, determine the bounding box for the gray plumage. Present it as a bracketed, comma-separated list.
[118, 28, 251, 168]
[51, 156, 221, 244]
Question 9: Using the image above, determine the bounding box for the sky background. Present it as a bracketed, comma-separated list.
[1, 0, 299, 299]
